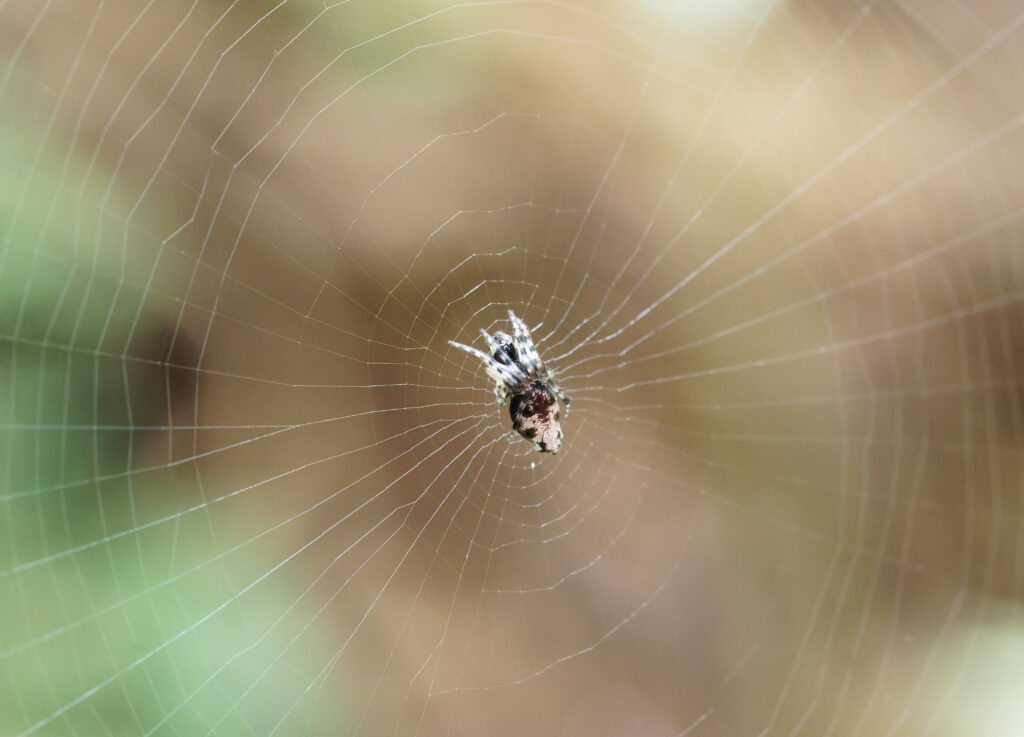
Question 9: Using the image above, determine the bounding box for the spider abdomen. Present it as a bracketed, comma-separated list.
[509, 382, 563, 454]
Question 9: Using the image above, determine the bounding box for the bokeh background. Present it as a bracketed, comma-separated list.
[2, 1, 1023, 735]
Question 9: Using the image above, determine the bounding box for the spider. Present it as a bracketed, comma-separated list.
[449, 310, 571, 454]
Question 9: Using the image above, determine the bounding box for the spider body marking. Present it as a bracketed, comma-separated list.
[449, 310, 571, 454]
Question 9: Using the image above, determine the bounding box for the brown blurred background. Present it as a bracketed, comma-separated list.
[1, 1, 1023, 735]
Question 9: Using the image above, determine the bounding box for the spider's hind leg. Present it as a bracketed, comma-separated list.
[549, 380, 571, 417]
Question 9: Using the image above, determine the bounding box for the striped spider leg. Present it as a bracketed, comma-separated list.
[447, 338, 528, 406]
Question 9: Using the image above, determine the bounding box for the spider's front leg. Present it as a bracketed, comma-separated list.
[507, 310, 546, 377]
[449, 339, 528, 394]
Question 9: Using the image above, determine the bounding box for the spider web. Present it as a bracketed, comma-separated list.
[2, 1, 1023, 735]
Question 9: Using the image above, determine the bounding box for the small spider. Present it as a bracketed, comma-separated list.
[449, 310, 571, 454]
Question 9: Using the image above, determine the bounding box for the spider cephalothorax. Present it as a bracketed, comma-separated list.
[449, 310, 571, 454]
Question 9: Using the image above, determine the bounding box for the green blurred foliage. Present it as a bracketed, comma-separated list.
[0, 110, 335, 737]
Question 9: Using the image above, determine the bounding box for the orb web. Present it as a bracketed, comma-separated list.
[1, 1, 1023, 735]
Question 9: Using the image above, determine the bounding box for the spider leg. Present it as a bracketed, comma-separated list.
[507, 309, 546, 377]
[479, 328, 499, 353]
[449, 339, 526, 394]
[481, 329, 518, 369]
[548, 379, 571, 417]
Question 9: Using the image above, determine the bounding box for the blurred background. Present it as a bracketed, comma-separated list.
[1, 0, 1023, 735]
